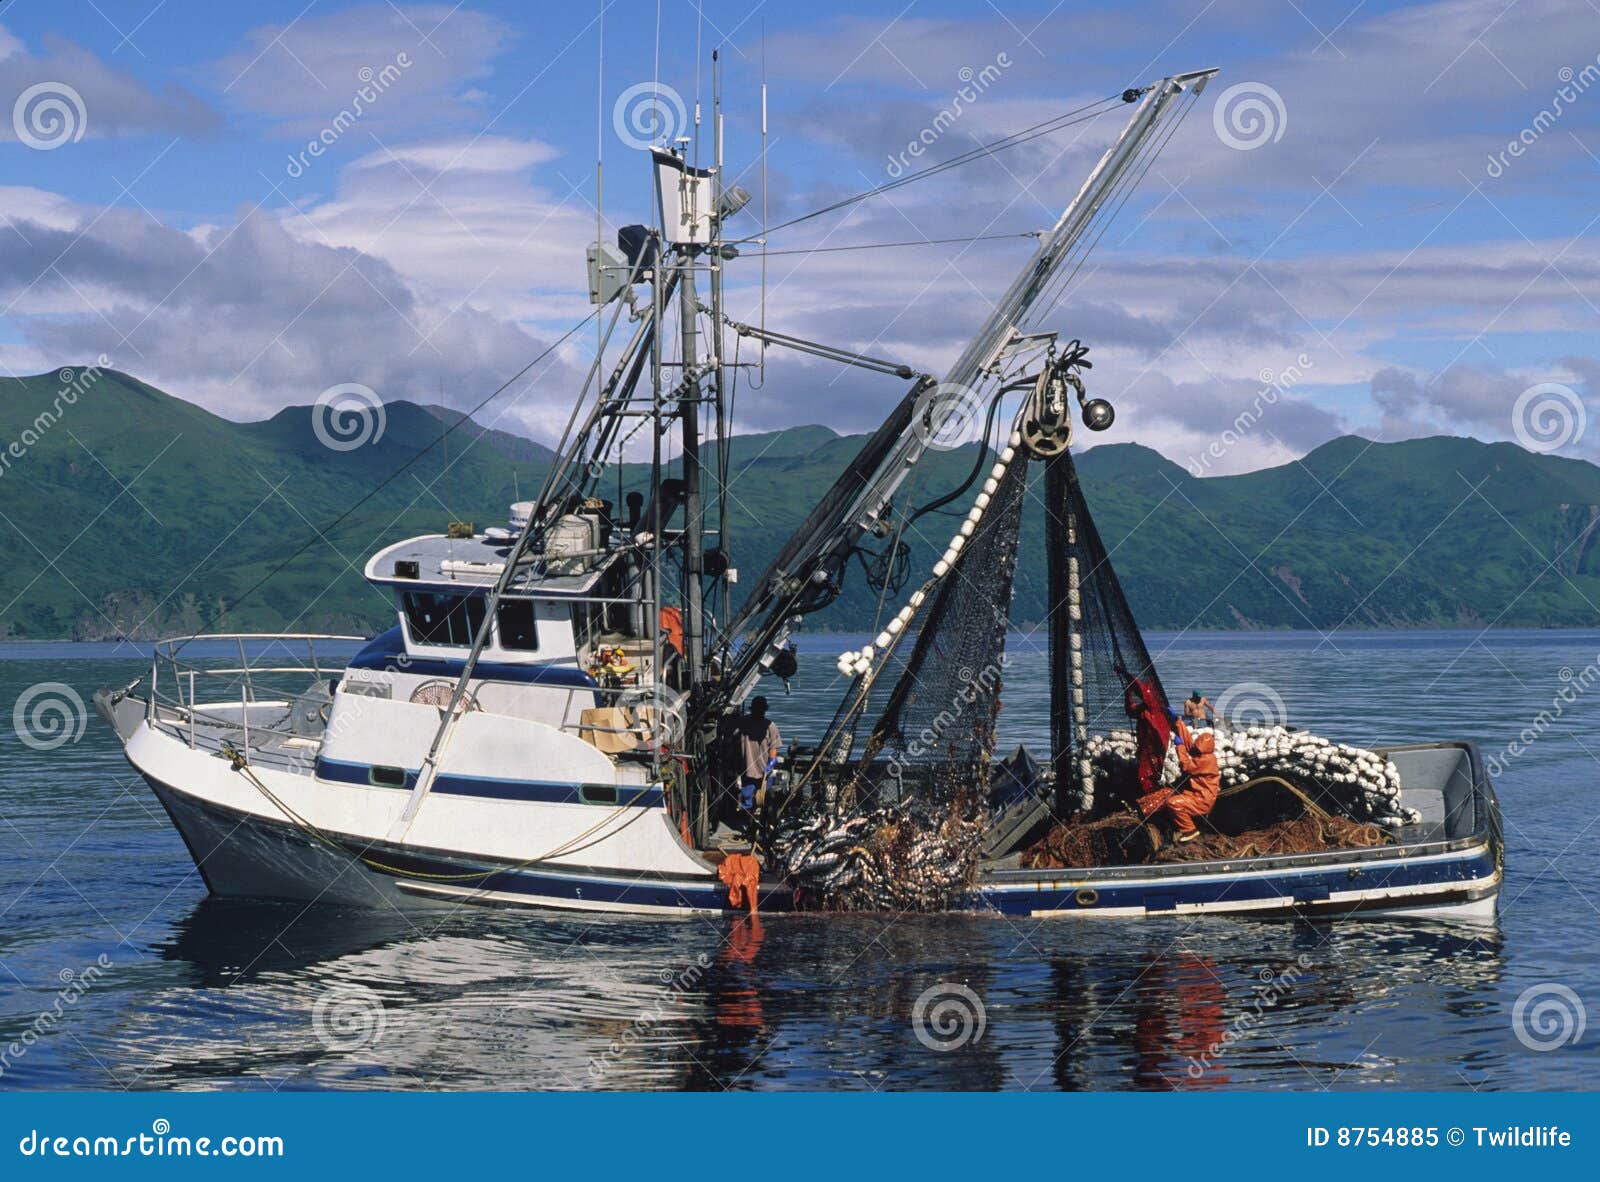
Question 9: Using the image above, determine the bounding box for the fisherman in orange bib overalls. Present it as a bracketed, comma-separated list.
[1168, 719, 1221, 842]
[1139, 718, 1221, 844]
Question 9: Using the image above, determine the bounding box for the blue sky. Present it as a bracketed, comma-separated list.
[1, 0, 1597, 471]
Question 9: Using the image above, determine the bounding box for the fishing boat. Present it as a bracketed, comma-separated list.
[95, 65, 1501, 921]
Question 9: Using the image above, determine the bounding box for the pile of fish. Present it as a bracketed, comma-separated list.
[1078, 725, 1420, 828]
[769, 801, 987, 912]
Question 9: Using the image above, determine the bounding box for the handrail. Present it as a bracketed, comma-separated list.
[145, 632, 367, 758]
[154, 631, 366, 654]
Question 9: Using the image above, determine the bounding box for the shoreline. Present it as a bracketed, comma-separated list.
[6, 622, 1598, 659]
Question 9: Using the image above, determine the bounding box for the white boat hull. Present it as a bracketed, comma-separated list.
[122, 717, 1501, 923]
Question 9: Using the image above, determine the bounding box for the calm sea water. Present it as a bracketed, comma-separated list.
[1, 629, 1595, 1091]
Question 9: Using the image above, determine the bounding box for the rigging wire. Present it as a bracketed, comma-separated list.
[759, 25, 767, 383]
[203, 309, 601, 634]
[1029, 85, 1202, 330]
[752, 231, 1040, 257]
[728, 94, 1125, 244]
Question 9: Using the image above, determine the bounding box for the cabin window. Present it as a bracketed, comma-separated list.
[402, 591, 485, 647]
[497, 599, 540, 651]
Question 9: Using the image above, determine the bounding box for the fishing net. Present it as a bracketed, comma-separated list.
[1044, 448, 1170, 815]
[851, 454, 1030, 805]
[770, 454, 1028, 911]
[1019, 775, 1395, 871]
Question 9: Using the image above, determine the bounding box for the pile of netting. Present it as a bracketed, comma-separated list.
[1020, 807, 1392, 869]
[769, 797, 987, 912]
[1076, 724, 1419, 828]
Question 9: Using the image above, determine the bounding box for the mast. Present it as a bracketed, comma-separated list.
[678, 219, 706, 686]
[710, 49, 731, 670]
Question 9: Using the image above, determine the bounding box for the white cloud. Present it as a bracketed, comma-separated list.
[1, 0, 1595, 475]
[283, 136, 599, 328]
[211, 4, 514, 136]
[348, 136, 559, 175]
[0, 27, 218, 142]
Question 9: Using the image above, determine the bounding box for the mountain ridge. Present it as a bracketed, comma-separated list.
[3, 369, 1596, 639]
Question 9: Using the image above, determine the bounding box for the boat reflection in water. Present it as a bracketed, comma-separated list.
[78, 901, 1506, 1091]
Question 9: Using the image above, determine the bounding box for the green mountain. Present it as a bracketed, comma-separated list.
[2, 367, 1597, 640]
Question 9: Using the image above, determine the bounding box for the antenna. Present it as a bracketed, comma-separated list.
[596, 0, 605, 377]
[651, 0, 662, 140]
[760, 24, 768, 380]
[693, 0, 703, 168]
[711, 46, 730, 656]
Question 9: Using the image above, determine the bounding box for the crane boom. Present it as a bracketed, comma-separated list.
[719, 69, 1216, 704]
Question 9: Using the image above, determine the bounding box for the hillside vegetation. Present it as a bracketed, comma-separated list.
[2, 368, 1595, 640]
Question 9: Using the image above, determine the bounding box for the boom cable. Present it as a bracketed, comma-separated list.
[728, 94, 1126, 244]
[208, 310, 601, 630]
[752, 231, 1040, 257]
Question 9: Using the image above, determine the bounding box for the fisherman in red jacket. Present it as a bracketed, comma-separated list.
[1123, 675, 1171, 793]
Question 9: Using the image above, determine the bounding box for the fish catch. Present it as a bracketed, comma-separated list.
[769, 798, 988, 912]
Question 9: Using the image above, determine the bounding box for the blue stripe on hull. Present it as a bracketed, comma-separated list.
[355, 843, 728, 910]
[314, 756, 664, 808]
[976, 847, 1499, 916]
